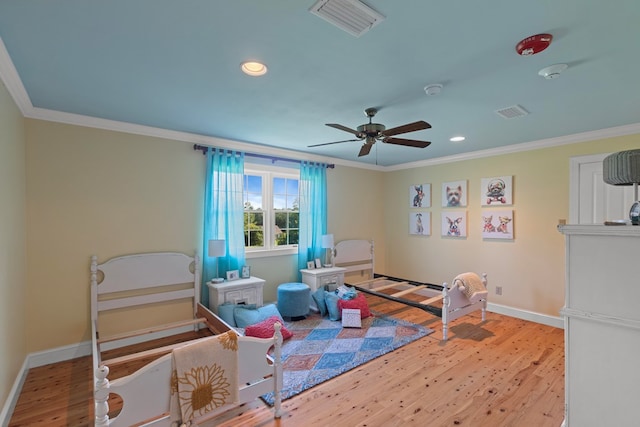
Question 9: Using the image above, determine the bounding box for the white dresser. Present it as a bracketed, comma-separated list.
[300, 266, 346, 310]
[558, 225, 640, 427]
[207, 276, 265, 314]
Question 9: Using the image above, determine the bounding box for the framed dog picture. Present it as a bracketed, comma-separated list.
[481, 176, 513, 206]
[441, 211, 467, 237]
[306, 261, 315, 269]
[442, 180, 467, 207]
[409, 211, 430, 235]
[482, 210, 514, 240]
[409, 183, 431, 208]
[226, 269, 239, 281]
[241, 265, 251, 278]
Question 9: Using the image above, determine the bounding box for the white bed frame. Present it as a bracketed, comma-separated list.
[334, 239, 488, 340]
[91, 251, 282, 426]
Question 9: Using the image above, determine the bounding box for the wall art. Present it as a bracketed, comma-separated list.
[409, 183, 431, 208]
[442, 180, 467, 207]
[481, 210, 514, 240]
[409, 211, 430, 235]
[481, 176, 513, 206]
[441, 211, 467, 237]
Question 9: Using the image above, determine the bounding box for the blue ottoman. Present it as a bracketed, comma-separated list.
[277, 282, 310, 319]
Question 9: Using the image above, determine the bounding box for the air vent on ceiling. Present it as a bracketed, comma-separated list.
[309, 0, 385, 37]
[495, 104, 529, 119]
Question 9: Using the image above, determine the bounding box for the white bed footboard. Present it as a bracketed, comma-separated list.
[95, 329, 283, 426]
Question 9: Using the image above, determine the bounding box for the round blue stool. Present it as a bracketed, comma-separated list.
[277, 282, 310, 319]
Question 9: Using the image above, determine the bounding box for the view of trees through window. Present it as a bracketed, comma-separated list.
[243, 173, 299, 249]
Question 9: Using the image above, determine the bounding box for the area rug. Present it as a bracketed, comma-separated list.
[261, 311, 433, 405]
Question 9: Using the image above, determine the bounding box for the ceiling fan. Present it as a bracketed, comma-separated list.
[309, 107, 432, 157]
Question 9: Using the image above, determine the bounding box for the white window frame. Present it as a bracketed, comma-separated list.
[244, 164, 299, 259]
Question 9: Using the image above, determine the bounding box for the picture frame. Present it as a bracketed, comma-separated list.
[241, 265, 251, 279]
[341, 308, 362, 328]
[409, 183, 431, 208]
[441, 211, 467, 237]
[482, 210, 514, 240]
[226, 269, 239, 281]
[306, 261, 315, 269]
[442, 180, 467, 207]
[481, 176, 513, 206]
[314, 258, 322, 269]
[409, 211, 431, 236]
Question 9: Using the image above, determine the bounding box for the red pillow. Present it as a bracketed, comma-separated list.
[338, 293, 371, 319]
[244, 316, 293, 340]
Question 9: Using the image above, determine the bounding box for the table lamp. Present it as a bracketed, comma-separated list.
[208, 239, 226, 283]
[321, 234, 335, 267]
[603, 149, 640, 225]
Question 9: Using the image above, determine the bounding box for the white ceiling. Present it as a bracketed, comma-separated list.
[1, 0, 639, 167]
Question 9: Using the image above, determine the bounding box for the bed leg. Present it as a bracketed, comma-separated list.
[273, 323, 283, 418]
[94, 365, 110, 427]
[442, 283, 450, 341]
[481, 273, 488, 322]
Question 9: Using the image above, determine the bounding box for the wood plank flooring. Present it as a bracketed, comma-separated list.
[9, 295, 564, 427]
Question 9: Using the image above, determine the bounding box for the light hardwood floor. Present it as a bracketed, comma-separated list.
[9, 295, 564, 427]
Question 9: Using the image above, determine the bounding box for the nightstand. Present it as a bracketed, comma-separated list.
[300, 267, 346, 310]
[207, 276, 265, 314]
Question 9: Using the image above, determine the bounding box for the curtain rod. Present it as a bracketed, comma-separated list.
[193, 144, 335, 168]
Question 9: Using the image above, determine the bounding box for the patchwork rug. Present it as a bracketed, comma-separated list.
[261, 311, 433, 405]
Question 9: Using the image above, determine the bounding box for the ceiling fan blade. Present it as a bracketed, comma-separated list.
[326, 123, 361, 136]
[383, 137, 431, 148]
[358, 143, 374, 157]
[381, 121, 431, 137]
[308, 138, 361, 148]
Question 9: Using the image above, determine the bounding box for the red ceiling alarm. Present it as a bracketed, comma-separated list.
[515, 33, 553, 56]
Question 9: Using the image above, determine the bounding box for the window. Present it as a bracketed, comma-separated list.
[244, 166, 299, 255]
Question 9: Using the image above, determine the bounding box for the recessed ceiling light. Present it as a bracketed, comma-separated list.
[241, 61, 268, 76]
[450, 136, 466, 142]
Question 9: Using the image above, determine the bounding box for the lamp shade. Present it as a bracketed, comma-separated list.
[208, 239, 226, 258]
[321, 234, 334, 249]
[603, 149, 640, 186]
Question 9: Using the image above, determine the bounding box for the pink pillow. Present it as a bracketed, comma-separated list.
[244, 316, 293, 340]
[338, 293, 371, 318]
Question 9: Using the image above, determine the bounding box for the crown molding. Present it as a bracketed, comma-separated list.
[1, 37, 638, 173]
[385, 122, 640, 172]
[0, 38, 32, 114]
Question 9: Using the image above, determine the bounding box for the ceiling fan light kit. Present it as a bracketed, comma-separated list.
[309, 107, 432, 157]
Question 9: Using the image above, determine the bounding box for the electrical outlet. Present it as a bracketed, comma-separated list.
[495, 286, 502, 295]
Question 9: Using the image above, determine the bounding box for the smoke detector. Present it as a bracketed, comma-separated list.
[538, 63, 568, 79]
[424, 84, 443, 96]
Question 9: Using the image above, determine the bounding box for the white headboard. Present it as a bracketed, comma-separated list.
[334, 239, 374, 279]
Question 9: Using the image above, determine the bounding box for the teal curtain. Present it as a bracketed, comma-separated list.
[202, 148, 246, 305]
[297, 161, 328, 276]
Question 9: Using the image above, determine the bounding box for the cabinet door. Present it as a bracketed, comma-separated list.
[224, 290, 244, 304]
[241, 288, 258, 305]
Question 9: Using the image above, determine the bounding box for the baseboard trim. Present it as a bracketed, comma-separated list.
[0, 358, 28, 427]
[488, 302, 564, 329]
[27, 341, 92, 369]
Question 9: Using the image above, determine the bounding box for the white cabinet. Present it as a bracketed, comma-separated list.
[300, 267, 346, 310]
[558, 225, 640, 427]
[207, 276, 265, 314]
